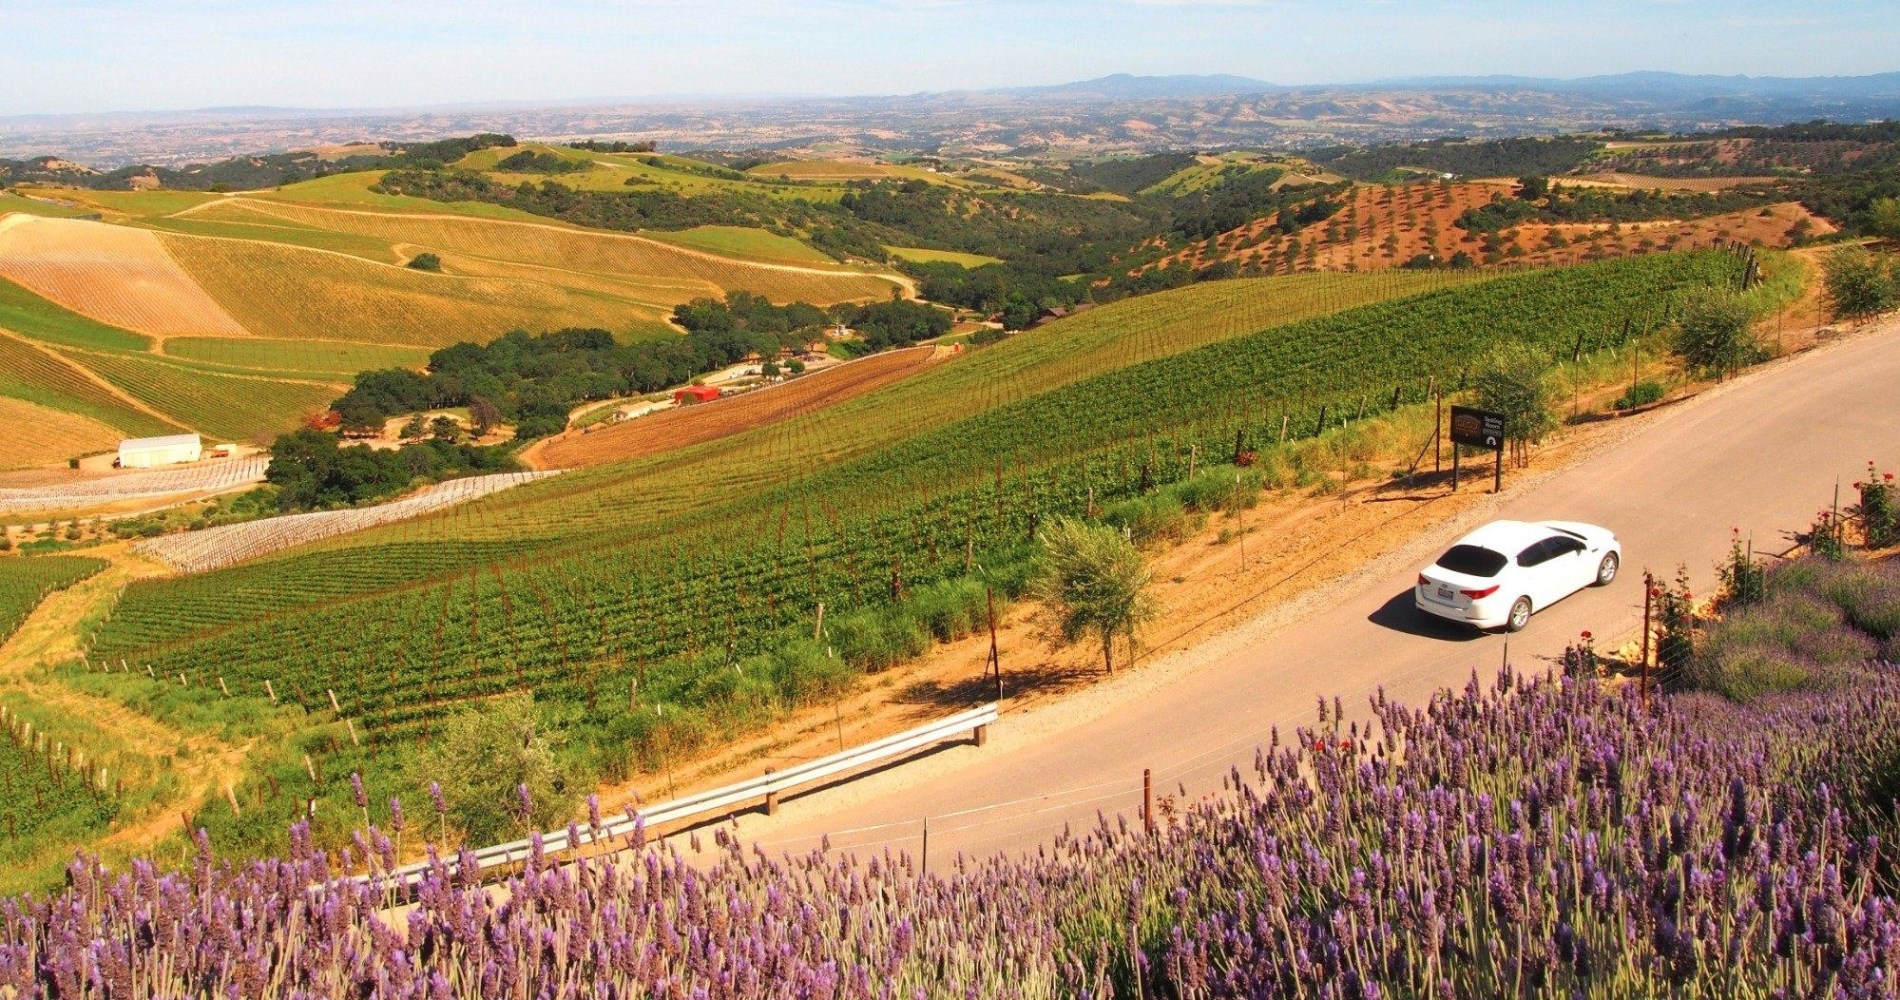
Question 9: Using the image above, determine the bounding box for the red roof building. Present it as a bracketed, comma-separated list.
[674, 385, 721, 405]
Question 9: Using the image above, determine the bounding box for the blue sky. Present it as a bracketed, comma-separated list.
[1, 0, 1893, 115]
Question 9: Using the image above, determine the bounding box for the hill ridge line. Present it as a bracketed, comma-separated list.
[180, 196, 914, 290]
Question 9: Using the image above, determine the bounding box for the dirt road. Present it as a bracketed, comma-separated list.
[725, 317, 1900, 862]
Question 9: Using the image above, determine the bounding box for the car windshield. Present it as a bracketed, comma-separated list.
[1436, 544, 1508, 578]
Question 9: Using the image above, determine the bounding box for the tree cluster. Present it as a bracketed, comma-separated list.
[834, 298, 954, 350]
[1822, 246, 1900, 320]
[570, 140, 657, 153]
[265, 430, 517, 511]
[493, 150, 587, 174]
[331, 295, 841, 439]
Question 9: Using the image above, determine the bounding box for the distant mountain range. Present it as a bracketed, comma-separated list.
[3, 71, 1897, 168]
[982, 71, 1900, 104]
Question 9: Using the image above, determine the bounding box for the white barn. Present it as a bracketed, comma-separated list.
[118, 433, 202, 469]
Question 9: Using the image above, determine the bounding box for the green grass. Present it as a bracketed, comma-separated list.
[885, 246, 1005, 268]
[59, 348, 341, 441]
[163, 337, 430, 376]
[255, 172, 561, 221]
[0, 193, 99, 220]
[0, 278, 152, 352]
[23, 188, 221, 221]
[644, 226, 841, 265]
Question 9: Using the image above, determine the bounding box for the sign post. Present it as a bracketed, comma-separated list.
[1448, 405, 1507, 494]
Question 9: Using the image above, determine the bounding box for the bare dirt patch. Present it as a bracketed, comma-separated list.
[526, 347, 947, 469]
[1573, 173, 1785, 192]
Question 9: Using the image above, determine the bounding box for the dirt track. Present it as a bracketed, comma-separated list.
[526, 347, 947, 469]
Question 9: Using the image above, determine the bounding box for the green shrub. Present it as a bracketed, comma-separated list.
[1614, 379, 1666, 409]
[830, 608, 928, 672]
[1102, 493, 1191, 545]
[763, 640, 854, 706]
[906, 576, 989, 642]
[1171, 464, 1264, 514]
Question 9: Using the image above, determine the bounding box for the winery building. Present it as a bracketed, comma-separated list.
[117, 433, 202, 469]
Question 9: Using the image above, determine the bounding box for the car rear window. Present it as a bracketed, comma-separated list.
[1436, 544, 1508, 577]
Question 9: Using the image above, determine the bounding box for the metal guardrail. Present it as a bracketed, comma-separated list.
[362, 702, 998, 888]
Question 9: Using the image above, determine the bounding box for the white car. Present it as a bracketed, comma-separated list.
[1415, 520, 1621, 632]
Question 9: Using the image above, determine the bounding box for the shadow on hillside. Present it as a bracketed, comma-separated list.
[1367, 590, 1486, 642]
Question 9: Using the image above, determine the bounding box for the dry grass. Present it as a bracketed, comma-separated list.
[0, 397, 122, 469]
[161, 234, 651, 347]
[0, 216, 247, 338]
[215, 200, 898, 304]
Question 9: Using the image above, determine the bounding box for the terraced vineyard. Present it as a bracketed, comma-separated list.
[0, 332, 182, 439]
[0, 398, 122, 468]
[67, 350, 340, 441]
[0, 555, 106, 643]
[0, 277, 151, 352]
[91, 253, 1744, 796]
[161, 233, 658, 347]
[205, 200, 895, 302]
[162, 337, 429, 377]
[59, 355, 340, 444]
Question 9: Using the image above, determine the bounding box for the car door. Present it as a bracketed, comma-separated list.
[1504, 539, 1565, 612]
[1514, 538, 1561, 609]
[1533, 535, 1591, 603]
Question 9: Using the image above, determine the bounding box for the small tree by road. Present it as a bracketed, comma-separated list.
[1671, 287, 1760, 381]
[1823, 246, 1897, 322]
[1472, 342, 1559, 467]
[413, 693, 570, 844]
[1032, 518, 1158, 675]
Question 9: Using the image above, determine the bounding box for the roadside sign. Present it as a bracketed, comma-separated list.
[1449, 405, 1506, 450]
[1447, 405, 1507, 493]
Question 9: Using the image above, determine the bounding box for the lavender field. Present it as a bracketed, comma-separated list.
[7, 588, 1900, 998]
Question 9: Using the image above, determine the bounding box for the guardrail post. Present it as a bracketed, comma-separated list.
[764, 768, 779, 816]
[973, 723, 989, 747]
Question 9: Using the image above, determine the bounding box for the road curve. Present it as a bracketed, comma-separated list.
[727, 319, 1900, 863]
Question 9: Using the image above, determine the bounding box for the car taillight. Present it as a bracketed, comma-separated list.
[1417, 574, 1430, 587]
[1460, 585, 1499, 599]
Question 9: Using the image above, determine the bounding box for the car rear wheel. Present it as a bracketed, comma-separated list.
[1595, 552, 1619, 586]
[1506, 596, 1532, 632]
